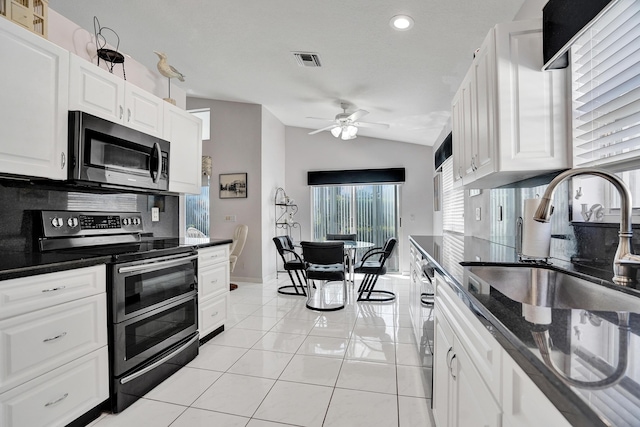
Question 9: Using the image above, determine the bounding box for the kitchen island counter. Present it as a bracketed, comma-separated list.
[411, 234, 640, 427]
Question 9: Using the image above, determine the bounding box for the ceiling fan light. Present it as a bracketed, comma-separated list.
[346, 125, 358, 137]
[330, 127, 342, 137]
[390, 15, 414, 31]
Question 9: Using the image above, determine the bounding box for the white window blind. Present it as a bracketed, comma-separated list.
[571, 0, 640, 168]
[442, 158, 465, 234]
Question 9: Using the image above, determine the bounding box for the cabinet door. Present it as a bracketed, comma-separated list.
[433, 307, 454, 427]
[0, 347, 108, 427]
[165, 103, 203, 194]
[68, 54, 124, 124]
[453, 336, 502, 427]
[494, 19, 568, 172]
[461, 76, 475, 183]
[0, 294, 107, 394]
[502, 354, 571, 427]
[199, 293, 228, 339]
[470, 29, 495, 182]
[0, 19, 68, 180]
[124, 83, 164, 138]
[451, 88, 464, 186]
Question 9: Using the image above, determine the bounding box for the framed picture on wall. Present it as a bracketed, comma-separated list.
[219, 173, 247, 199]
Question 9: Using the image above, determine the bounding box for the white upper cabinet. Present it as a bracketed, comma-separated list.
[452, 18, 569, 188]
[69, 54, 164, 138]
[164, 102, 202, 194]
[0, 18, 69, 180]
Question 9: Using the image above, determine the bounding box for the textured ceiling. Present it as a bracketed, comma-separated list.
[50, 0, 526, 146]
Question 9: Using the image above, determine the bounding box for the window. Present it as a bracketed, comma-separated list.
[311, 184, 399, 271]
[185, 178, 210, 236]
[441, 158, 464, 234]
[571, 0, 640, 169]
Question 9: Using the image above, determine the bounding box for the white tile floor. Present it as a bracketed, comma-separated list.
[89, 274, 435, 427]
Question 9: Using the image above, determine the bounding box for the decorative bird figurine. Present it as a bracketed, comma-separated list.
[154, 51, 185, 82]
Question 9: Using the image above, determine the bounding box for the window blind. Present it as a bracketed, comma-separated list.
[442, 158, 465, 234]
[571, 0, 640, 168]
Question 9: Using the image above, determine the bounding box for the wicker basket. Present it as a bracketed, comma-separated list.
[0, 0, 48, 38]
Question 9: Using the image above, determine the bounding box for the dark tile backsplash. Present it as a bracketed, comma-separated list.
[0, 180, 179, 252]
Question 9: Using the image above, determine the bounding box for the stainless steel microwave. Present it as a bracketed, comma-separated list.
[68, 111, 169, 192]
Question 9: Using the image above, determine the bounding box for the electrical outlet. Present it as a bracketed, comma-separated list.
[224, 215, 237, 222]
[475, 207, 481, 221]
[151, 207, 160, 222]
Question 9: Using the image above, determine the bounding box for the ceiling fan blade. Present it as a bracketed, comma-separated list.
[346, 109, 369, 122]
[308, 124, 338, 135]
[306, 117, 336, 122]
[353, 121, 390, 129]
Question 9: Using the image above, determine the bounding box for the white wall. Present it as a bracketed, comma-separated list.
[187, 98, 264, 282]
[261, 107, 286, 281]
[48, 9, 187, 108]
[284, 127, 433, 274]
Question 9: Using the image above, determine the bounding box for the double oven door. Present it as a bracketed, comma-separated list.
[110, 250, 199, 410]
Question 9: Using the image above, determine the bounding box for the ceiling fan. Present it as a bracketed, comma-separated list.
[307, 103, 390, 140]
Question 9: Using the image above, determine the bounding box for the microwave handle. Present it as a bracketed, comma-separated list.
[151, 142, 161, 183]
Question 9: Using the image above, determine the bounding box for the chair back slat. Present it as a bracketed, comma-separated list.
[300, 241, 344, 265]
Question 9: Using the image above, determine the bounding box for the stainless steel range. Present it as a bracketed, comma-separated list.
[36, 210, 199, 413]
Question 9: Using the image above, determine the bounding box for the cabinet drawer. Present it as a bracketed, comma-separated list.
[0, 265, 106, 320]
[0, 294, 107, 393]
[199, 294, 228, 338]
[199, 262, 229, 298]
[198, 245, 229, 268]
[0, 347, 108, 427]
[436, 276, 502, 399]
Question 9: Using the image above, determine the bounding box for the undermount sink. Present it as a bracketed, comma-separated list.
[466, 265, 640, 313]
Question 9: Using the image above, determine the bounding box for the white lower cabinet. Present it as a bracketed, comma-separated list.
[433, 272, 571, 427]
[0, 265, 108, 427]
[433, 294, 501, 427]
[198, 245, 230, 339]
[0, 347, 108, 427]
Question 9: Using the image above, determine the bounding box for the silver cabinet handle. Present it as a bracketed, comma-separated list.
[61, 152, 66, 169]
[119, 106, 124, 119]
[43, 332, 67, 342]
[45, 393, 68, 407]
[450, 354, 458, 379]
[211, 311, 219, 317]
[127, 108, 132, 122]
[42, 286, 66, 293]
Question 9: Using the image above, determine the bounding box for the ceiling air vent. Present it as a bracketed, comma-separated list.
[292, 52, 322, 67]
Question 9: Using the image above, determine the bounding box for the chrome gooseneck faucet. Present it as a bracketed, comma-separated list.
[533, 167, 640, 286]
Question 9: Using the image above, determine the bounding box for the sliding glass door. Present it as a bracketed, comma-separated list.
[311, 184, 399, 271]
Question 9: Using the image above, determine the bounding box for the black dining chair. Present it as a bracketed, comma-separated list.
[300, 241, 346, 311]
[326, 233, 357, 269]
[354, 237, 397, 302]
[273, 235, 307, 296]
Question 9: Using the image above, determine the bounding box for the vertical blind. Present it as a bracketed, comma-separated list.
[571, 0, 640, 168]
[442, 158, 465, 234]
[311, 184, 399, 270]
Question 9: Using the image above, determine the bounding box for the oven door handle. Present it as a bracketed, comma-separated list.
[120, 334, 199, 385]
[118, 254, 198, 274]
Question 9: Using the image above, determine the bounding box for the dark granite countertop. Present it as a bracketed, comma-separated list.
[410, 234, 640, 427]
[0, 237, 232, 281]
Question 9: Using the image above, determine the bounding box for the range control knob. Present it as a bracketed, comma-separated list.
[132, 217, 141, 226]
[122, 218, 130, 226]
[51, 217, 63, 228]
[67, 217, 79, 228]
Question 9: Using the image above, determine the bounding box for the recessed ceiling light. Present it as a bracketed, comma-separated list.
[390, 15, 414, 31]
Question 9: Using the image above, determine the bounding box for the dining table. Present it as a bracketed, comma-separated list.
[341, 240, 375, 284]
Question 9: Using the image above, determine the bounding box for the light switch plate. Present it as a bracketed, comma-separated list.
[224, 215, 237, 222]
[475, 207, 481, 221]
[151, 207, 160, 222]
